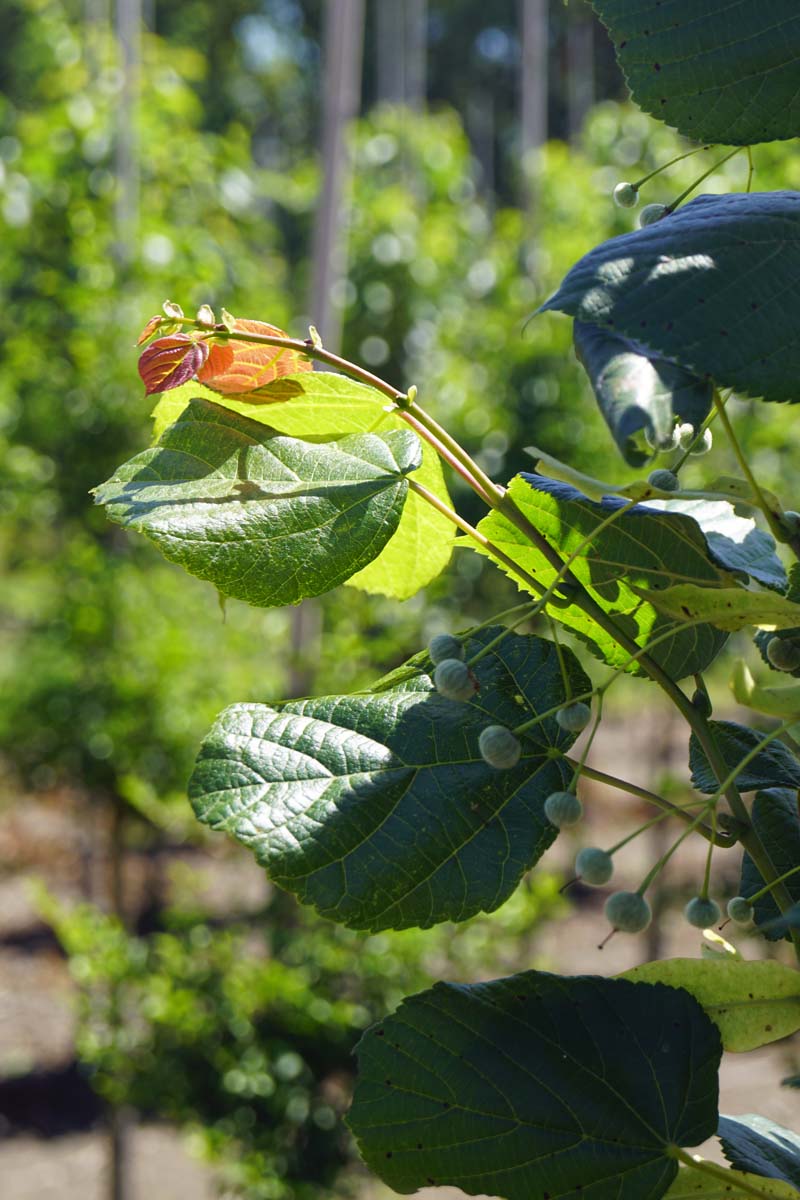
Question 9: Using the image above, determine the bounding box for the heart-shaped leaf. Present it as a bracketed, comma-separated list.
[541, 193, 800, 404]
[197, 317, 312, 397]
[348, 970, 722, 1200]
[573, 320, 712, 466]
[718, 1114, 800, 1190]
[689, 725, 800, 795]
[189, 629, 590, 931]
[95, 398, 419, 608]
[476, 474, 730, 679]
[740, 789, 800, 941]
[591, 1, 800, 145]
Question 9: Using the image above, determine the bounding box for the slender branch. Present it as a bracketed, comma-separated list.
[401, 410, 494, 504]
[711, 388, 792, 548]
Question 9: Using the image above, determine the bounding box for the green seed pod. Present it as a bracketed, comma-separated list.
[433, 658, 475, 702]
[676, 422, 695, 449]
[604, 891, 652, 933]
[555, 701, 591, 734]
[479, 724, 522, 770]
[428, 633, 465, 665]
[544, 790, 583, 829]
[689, 428, 713, 456]
[684, 896, 722, 929]
[575, 847, 614, 886]
[691, 688, 713, 718]
[647, 468, 680, 492]
[613, 181, 638, 209]
[726, 896, 754, 926]
[639, 202, 668, 227]
[766, 637, 800, 672]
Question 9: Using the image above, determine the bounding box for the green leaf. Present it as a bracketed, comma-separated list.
[718, 1114, 800, 1190]
[476, 475, 729, 679]
[541, 193, 800, 404]
[590, 2, 800, 145]
[152, 373, 455, 601]
[347, 970, 722, 1200]
[189, 629, 590, 931]
[652, 499, 786, 592]
[573, 320, 712, 467]
[740, 790, 800, 941]
[95, 398, 419, 608]
[689, 724, 800, 795]
[731, 663, 800, 723]
[640, 584, 800, 634]
[665, 1163, 800, 1199]
[620, 958, 800, 1052]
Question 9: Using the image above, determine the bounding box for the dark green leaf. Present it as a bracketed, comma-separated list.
[189, 630, 590, 931]
[348, 970, 722, 1200]
[652, 499, 786, 591]
[476, 475, 729, 679]
[718, 1115, 800, 1189]
[783, 1076, 800, 1089]
[690, 727, 800, 795]
[541, 193, 800, 404]
[740, 789, 800, 941]
[590, 2, 800, 145]
[95, 398, 420, 608]
[573, 320, 712, 467]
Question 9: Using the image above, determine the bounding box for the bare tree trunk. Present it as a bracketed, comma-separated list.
[405, 0, 427, 110]
[376, 2, 405, 105]
[566, 3, 595, 144]
[520, 0, 548, 214]
[309, 0, 365, 352]
[114, 0, 141, 265]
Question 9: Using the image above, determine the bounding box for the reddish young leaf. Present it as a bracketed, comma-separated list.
[137, 314, 163, 345]
[198, 318, 312, 401]
[138, 335, 210, 396]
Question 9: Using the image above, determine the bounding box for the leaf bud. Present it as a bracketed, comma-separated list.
[691, 688, 713, 718]
[433, 658, 476, 702]
[604, 891, 652, 933]
[162, 300, 184, 320]
[478, 725, 522, 770]
[428, 634, 465, 665]
[613, 181, 639, 209]
[575, 847, 614, 886]
[196, 304, 216, 326]
[220, 308, 237, 331]
[555, 701, 592, 733]
[639, 203, 668, 228]
[647, 468, 680, 492]
[544, 790, 583, 829]
[726, 896, 754, 926]
[684, 896, 722, 929]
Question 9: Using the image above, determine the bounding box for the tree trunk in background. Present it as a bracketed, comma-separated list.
[114, 0, 141, 265]
[376, 1, 427, 109]
[520, 0, 548, 215]
[405, 0, 427, 110]
[566, 2, 594, 144]
[309, 0, 365, 352]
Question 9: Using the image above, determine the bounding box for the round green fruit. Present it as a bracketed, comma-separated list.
[648, 468, 680, 492]
[544, 790, 583, 829]
[428, 633, 464, 664]
[433, 658, 475, 702]
[726, 896, 754, 926]
[684, 896, 722, 929]
[639, 202, 668, 227]
[766, 637, 800, 672]
[613, 181, 638, 209]
[690, 428, 713, 456]
[604, 891, 652, 933]
[479, 725, 522, 770]
[555, 701, 591, 733]
[575, 847, 614, 886]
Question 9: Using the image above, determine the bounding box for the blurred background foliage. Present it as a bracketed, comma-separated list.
[2, 0, 800, 1197]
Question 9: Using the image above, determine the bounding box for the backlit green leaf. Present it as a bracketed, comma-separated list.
[348, 970, 722, 1200]
[151, 372, 454, 601]
[476, 474, 729, 679]
[640, 584, 800, 633]
[95, 398, 419, 608]
[591, 2, 800, 145]
[188, 629, 589, 931]
[542, 193, 800, 404]
[665, 1163, 800, 1199]
[621, 958, 800, 1052]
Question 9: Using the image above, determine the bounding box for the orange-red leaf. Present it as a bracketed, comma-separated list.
[137, 314, 163, 345]
[138, 335, 210, 396]
[197, 318, 312, 401]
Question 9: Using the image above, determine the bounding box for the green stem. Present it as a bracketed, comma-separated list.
[576, 762, 733, 846]
[638, 798, 717, 894]
[632, 144, 713, 190]
[746, 861, 800, 904]
[664, 146, 742, 214]
[404, 399, 502, 506]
